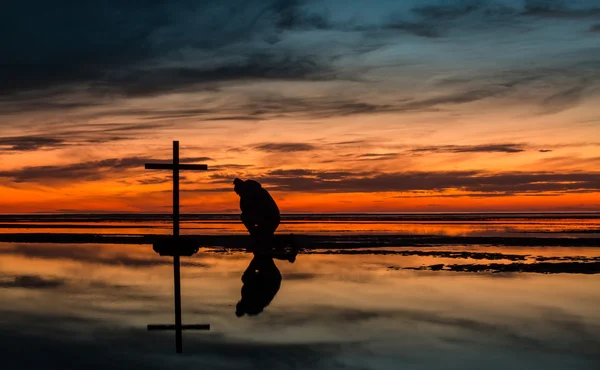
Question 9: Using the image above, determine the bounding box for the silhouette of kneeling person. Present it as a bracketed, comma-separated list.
[233, 178, 280, 251]
[236, 254, 282, 317]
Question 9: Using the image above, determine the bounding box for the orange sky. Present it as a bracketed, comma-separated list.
[1, 106, 599, 213]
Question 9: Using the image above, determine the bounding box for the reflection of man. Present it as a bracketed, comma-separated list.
[236, 255, 282, 317]
[233, 178, 280, 250]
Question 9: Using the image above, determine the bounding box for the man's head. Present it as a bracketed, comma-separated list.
[233, 178, 245, 195]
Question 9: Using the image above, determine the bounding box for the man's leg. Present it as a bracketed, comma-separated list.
[254, 218, 280, 252]
[241, 214, 260, 251]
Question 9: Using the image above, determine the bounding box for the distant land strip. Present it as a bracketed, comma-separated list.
[396, 262, 600, 274]
[0, 233, 598, 247]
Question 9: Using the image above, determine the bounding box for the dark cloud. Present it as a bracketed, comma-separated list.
[412, 2, 483, 21]
[254, 169, 600, 195]
[265, 169, 374, 180]
[400, 89, 495, 111]
[137, 177, 171, 185]
[381, 21, 442, 38]
[0, 1, 334, 102]
[0, 157, 152, 184]
[254, 143, 317, 152]
[541, 83, 589, 114]
[371, 1, 516, 39]
[203, 116, 263, 121]
[0, 243, 209, 268]
[411, 144, 526, 153]
[522, 0, 600, 19]
[0, 124, 172, 156]
[0, 275, 65, 289]
[274, 0, 331, 31]
[267, 169, 319, 177]
[539, 149, 553, 153]
[239, 97, 394, 119]
[181, 157, 213, 163]
[0, 136, 66, 152]
[100, 55, 332, 98]
[332, 140, 371, 146]
[0, 156, 211, 184]
[0, 0, 598, 133]
[0, 133, 134, 153]
[431, 62, 600, 115]
[591, 23, 600, 32]
[208, 164, 254, 171]
[357, 153, 398, 161]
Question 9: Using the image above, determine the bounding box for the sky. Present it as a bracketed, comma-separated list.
[1, 0, 599, 213]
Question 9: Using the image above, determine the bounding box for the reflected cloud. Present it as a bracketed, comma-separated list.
[0, 243, 210, 268]
[0, 274, 65, 289]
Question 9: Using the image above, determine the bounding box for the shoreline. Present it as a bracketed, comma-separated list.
[0, 233, 598, 247]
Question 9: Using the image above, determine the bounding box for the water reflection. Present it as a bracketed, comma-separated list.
[2, 217, 599, 238]
[236, 255, 282, 317]
[236, 247, 299, 317]
[1, 242, 599, 369]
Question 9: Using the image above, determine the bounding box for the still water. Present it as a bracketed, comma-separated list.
[1, 241, 599, 369]
[1, 213, 599, 238]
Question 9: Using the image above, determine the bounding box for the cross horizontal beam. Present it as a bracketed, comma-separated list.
[148, 324, 211, 331]
[145, 163, 208, 170]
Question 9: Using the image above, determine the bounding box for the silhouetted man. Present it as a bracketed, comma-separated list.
[235, 254, 282, 317]
[233, 178, 280, 251]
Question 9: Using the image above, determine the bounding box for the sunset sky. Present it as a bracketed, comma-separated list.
[1, 0, 599, 213]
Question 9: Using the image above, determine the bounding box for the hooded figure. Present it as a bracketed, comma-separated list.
[233, 178, 280, 247]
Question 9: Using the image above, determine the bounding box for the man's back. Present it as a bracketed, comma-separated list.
[240, 180, 279, 220]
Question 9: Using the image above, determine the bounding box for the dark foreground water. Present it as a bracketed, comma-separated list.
[0, 213, 599, 369]
[1, 243, 599, 369]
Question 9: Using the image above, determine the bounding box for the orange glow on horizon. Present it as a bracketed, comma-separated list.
[1, 182, 598, 213]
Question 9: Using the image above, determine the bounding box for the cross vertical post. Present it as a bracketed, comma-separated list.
[172, 141, 182, 353]
[144, 140, 210, 354]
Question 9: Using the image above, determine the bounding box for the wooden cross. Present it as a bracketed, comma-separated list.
[145, 140, 210, 353]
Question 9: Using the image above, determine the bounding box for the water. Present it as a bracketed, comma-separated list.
[0, 213, 599, 369]
[1, 212, 599, 237]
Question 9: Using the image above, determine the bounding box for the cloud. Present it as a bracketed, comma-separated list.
[1, 0, 598, 125]
[0, 157, 151, 184]
[399, 89, 496, 111]
[0, 275, 65, 289]
[541, 83, 589, 114]
[522, 0, 600, 19]
[0, 133, 133, 153]
[591, 24, 600, 32]
[137, 177, 172, 185]
[0, 1, 334, 102]
[0, 136, 66, 152]
[233, 97, 395, 119]
[0, 156, 212, 184]
[274, 0, 332, 31]
[99, 55, 332, 98]
[357, 153, 399, 161]
[411, 2, 483, 21]
[254, 169, 600, 195]
[0, 243, 210, 268]
[254, 143, 317, 152]
[411, 143, 527, 153]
